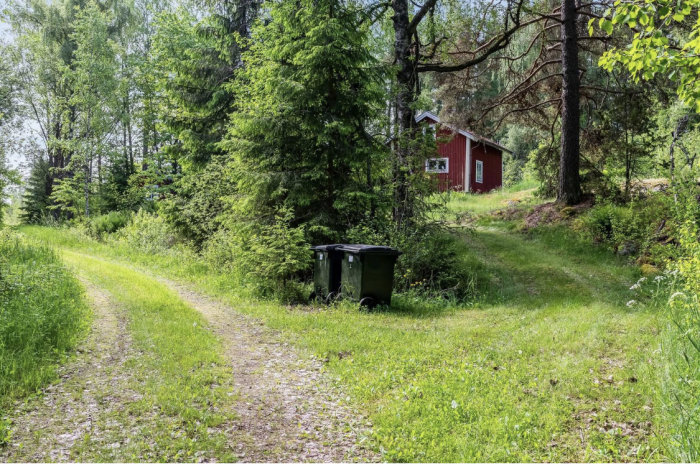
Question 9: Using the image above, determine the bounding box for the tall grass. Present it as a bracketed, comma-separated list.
[660, 289, 700, 461]
[656, 185, 700, 461]
[0, 230, 88, 404]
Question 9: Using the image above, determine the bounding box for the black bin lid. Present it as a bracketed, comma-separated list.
[337, 244, 402, 256]
[310, 244, 345, 252]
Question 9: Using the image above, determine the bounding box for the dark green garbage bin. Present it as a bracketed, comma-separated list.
[311, 244, 344, 301]
[338, 244, 402, 308]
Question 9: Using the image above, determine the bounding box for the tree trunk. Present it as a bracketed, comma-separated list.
[126, 99, 134, 175]
[392, 0, 417, 226]
[85, 157, 91, 218]
[123, 116, 129, 176]
[623, 94, 631, 199]
[557, 0, 582, 205]
[234, 0, 256, 38]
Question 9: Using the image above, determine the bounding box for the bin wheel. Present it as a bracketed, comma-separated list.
[360, 297, 377, 309]
[325, 292, 337, 303]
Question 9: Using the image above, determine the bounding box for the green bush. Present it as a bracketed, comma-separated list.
[113, 209, 178, 255]
[88, 211, 131, 238]
[574, 194, 674, 264]
[203, 208, 311, 302]
[346, 221, 476, 301]
[0, 231, 88, 404]
[575, 202, 617, 243]
[207, 215, 475, 302]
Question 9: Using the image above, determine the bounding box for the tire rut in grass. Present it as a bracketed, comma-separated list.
[0, 279, 145, 462]
[158, 277, 378, 463]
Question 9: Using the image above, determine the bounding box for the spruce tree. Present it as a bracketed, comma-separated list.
[223, 0, 385, 244]
[21, 158, 53, 224]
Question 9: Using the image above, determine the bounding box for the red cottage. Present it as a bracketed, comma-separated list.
[416, 111, 509, 193]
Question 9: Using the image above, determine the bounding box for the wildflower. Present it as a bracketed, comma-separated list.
[654, 275, 664, 282]
[626, 300, 637, 308]
[451, 400, 458, 409]
[668, 291, 686, 304]
[630, 276, 647, 290]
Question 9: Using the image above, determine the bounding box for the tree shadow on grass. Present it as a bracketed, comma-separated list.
[462, 225, 640, 308]
[381, 224, 641, 319]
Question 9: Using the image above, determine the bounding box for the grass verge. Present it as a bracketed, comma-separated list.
[0, 230, 89, 443]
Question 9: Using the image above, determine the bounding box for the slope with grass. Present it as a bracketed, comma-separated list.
[15, 188, 664, 462]
[432, 179, 542, 224]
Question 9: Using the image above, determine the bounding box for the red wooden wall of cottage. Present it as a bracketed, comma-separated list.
[470, 142, 502, 192]
[433, 129, 467, 191]
[421, 113, 503, 193]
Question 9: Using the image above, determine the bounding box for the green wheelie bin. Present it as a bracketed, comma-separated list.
[338, 244, 402, 308]
[310, 244, 344, 302]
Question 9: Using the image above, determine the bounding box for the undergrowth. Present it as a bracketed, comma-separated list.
[0, 230, 88, 441]
[656, 182, 700, 461]
[573, 193, 676, 266]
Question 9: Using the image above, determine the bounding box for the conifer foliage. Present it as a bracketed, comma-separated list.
[222, 0, 385, 244]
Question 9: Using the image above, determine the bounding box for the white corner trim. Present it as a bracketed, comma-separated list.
[465, 137, 471, 193]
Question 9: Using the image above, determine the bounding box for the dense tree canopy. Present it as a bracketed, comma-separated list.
[1, 0, 697, 256]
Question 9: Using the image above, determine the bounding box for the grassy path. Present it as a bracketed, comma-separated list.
[1, 282, 143, 462]
[16, 223, 664, 462]
[459, 226, 661, 460]
[152, 275, 376, 462]
[1, 249, 373, 462]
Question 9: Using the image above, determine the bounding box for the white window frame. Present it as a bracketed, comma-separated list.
[475, 159, 483, 183]
[425, 157, 449, 174]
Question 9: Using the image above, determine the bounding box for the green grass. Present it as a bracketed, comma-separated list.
[0, 231, 88, 400]
[2, 227, 237, 460]
[16, 193, 665, 461]
[431, 178, 546, 224]
[0, 230, 89, 443]
[56, 250, 237, 461]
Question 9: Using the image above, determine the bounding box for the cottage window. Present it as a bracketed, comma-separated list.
[475, 160, 483, 183]
[426, 157, 449, 174]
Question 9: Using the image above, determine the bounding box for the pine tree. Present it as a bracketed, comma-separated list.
[152, 6, 249, 166]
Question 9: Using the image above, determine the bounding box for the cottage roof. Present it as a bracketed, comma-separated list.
[415, 111, 511, 153]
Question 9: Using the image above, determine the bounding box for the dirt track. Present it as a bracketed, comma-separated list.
[1, 270, 376, 462]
